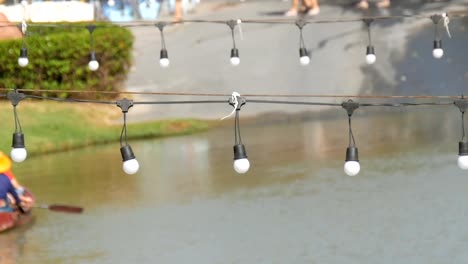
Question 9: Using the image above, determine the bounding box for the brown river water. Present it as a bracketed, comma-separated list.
[1, 107, 468, 264]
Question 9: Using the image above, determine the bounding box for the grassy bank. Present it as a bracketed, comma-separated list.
[0, 101, 211, 156]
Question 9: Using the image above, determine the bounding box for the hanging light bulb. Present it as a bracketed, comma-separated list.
[299, 48, 310, 66]
[430, 15, 444, 59]
[230, 48, 240, 66]
[233, 144, 249, 173]
[344, 146, 360, 176]
[433, 40, 444, 59]
[458, 141, 468, 170]
[120, 145, 139, 175]
[455, 99, 468, 169]
[11, 132, 27, 163]
[117, 98, 139, 175]
[7, 91, 27, 163]
[88, 51, 99, 71]
[108, 0, 115, 6]
[18, 47, 28, 67]
[342, 100, 360, 176]
[160, 48, 170, 68]
[365, 45, 376, 64]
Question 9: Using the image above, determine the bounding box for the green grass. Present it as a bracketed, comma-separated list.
[0, 101, 211, 156]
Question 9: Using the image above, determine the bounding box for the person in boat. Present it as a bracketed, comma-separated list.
[0, 152, 33, 210]
[0, 173, 24, 213]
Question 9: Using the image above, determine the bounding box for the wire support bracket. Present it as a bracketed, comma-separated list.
[117, 98, 134, 113]
[229, 95, 246, 111]
[7, 90, 26, 107]
[342, 99, 359, 116]
[431, 14, 443, 25]
[155, 22, 167, 32]
[454, 97, 468, 113]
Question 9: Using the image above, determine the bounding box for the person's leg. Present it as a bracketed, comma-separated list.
[377, 0, 390, 8]
[356, 0, 369, 9]
[285, 0, 299, 16]
[307, 0, 319, 15]
[174, 0, 182, 21]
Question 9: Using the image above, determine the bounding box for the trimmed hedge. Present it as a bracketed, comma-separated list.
[0, 23, 133, 98]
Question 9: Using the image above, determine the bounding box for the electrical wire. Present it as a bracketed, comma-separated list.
[0, 11, 463, 31]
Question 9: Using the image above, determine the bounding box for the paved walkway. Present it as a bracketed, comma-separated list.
[125, 0, 468, 121]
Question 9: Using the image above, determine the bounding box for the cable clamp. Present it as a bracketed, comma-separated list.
[7, 90, 26, 107]
[221, 92, 246, 120]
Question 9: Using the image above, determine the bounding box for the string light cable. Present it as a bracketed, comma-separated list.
[0, 11, 462, 69]
[1, 89, 466, 175]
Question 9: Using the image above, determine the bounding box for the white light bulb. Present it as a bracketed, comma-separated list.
[21, 0, 27, 6]
[18, 57, 28, 67]
[366, 54, 376, 64]
[88, 60, 99, 71]
[230, 57, 240, 66]
[108, 0, 115, 6]
[160, 58, 170, 68]
[233, 158, 250, 174]
[458, 155, 468, 170]
[433, 48, 444, 59]
[344, 161, 360, 176]
[10, 148, 27, 163]
[300, 56, 310, 66]
[123, 159, 139, 175]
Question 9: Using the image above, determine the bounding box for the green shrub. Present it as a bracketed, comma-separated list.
[0, 23, 133, 98]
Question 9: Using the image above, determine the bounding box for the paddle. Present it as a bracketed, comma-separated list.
[32, 204, 84, 214]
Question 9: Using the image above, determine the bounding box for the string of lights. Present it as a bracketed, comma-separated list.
[3, 10, 463, 68]
[1, 90, 466, 175]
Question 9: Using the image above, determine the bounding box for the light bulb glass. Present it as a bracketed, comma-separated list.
[458, 155, 468, 170]
[230, 57, 240, 66]
[21, 0, 27, 6]
[300, 56, 310, 66]
[123, 159, 139, 175]
[344, 161, 360, 176]
[88, 60, 99, 71]
[108, 0, 115, 6]
[18, 57, 28, 67]
[233, 158, 250, 174]
[366, 54, 376, 64]
[160, 58, 170, 68]
[10, 148, 27, 163]
[433, 48, 444, 59]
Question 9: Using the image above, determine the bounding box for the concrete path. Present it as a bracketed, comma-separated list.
[125, 0, 468, 121]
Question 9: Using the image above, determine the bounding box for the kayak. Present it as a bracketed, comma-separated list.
[0, 190, 35, 233]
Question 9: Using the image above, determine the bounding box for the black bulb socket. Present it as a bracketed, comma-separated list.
[120, 145, 136, 162]
[366, 45, 375, 55]
[19, 47, 28, 58]
[12, 132, 25, 148]
[233, 144, 247, 160]
[160, 49, 168, 59]
[433, 40, 442, 49]
[299, 48, 308, 58]
[231, 48, 239, 58]
[89, 51, 97, 61]
[345, 146, 359, 162]
[459, 141, 468, 156]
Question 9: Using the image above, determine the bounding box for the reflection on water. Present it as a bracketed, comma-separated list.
[1, 108, 466, 263]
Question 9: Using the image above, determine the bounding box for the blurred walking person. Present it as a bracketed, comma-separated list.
[356, 0, 391, 9]
[285, 0, 320, 17]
